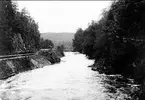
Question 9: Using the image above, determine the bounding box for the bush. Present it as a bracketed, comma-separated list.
[38, 50, 60, 64]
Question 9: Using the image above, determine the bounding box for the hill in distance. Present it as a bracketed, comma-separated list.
[41, 32, 75, 50]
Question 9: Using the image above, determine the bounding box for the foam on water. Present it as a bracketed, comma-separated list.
[0, 52, 133, 100]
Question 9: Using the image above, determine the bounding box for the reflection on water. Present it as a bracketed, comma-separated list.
[0, 52, 139, 100]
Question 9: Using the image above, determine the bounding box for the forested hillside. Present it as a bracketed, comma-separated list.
[41, 33, 74, 50]
[73, 1, 145, 98]
[73, 0, 145, 78]
[0, 0, 65, 79]
[0, 0, 54, 55]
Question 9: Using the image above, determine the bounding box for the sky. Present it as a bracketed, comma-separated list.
[16, 1, 112, 33]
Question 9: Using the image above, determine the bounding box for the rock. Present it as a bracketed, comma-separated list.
[29, 55, 51, 68]
[12, 33, 26, 53]
[0, 55, 51, 80]
[38, 50, 61, 64]
[0, 49, 63, 80]
[88, 64, 94, 67]
[91, 67, 98, 71]
[0, 60, 15, 79]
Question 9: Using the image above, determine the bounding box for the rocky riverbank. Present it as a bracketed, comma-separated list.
[89, 59, 145, 99]
[0, 49, 64, 80]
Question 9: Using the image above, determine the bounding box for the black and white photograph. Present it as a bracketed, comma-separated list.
[0, 0, 145, 99]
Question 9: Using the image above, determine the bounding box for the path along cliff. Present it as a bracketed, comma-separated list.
[0, 49, 64, 80]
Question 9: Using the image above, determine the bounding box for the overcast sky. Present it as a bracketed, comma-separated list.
[16, 1, 112, 33]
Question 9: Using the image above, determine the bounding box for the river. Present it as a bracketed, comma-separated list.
[0, 52, 139, 100]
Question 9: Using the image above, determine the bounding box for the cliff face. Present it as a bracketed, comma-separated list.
[0, 49, 64, 80]
[12, 33, 26, 53]
[0, 57, 32, 79]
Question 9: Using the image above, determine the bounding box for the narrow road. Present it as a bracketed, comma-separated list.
[0, 53, 34, 60]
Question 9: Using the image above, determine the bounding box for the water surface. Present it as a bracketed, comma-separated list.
[0, 52, 139, 100]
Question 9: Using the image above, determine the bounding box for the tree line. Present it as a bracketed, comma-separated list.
[0, 0, 54, 55]
[73, 0, 145, 77]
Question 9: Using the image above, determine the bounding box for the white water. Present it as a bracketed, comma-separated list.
[0, 52, 131, 100]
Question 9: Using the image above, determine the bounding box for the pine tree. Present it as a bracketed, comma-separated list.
[0, 0, 15, 55]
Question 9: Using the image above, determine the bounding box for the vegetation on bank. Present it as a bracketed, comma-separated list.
[0, 48, 65, 80]
[73, 0, 145, 99]
[0, 0, 55, 55]
[0, 0, 65, 79]
[73, 0, 145, 78]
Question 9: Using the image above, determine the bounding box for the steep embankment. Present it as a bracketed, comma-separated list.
[0, 49, 64, 80]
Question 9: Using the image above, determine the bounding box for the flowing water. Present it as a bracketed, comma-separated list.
[0, 52, 139, 100]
